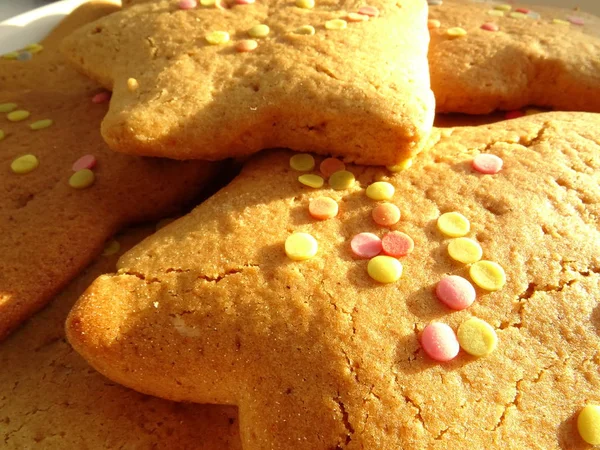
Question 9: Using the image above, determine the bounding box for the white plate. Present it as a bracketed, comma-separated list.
[0, 0, 598, 55]
[0, 0, 107, 54]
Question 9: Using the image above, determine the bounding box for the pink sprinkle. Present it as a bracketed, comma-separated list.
[178, 0, 197, 9]
[382, 231, 414, 257]
[515, 7, 529, 13]
[358, 5, 379, 17]
[436, 275, 476, 310]
[236, 0, 255, 4]
[568, 16, 585, 25]
[472, 154, 503, 174]
[91, 91, 111, 104]
[236, 40, 258, 52]
[421, 323, 460, 362]
[72, 154, 97, 171]
[351, 233, 382, 259]
[480, 22, 499, 31]
[505, 110, 524, 120]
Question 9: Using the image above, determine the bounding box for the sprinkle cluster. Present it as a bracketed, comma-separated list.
[172, 0, 382, 53]
[286, 153, 417, 285]
[3, 98, 102, 190]
[286, 149, 509, 364]
[420, 207, 507, 362]
[428, 0, 586, 39]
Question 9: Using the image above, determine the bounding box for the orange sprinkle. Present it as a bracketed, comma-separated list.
[372, 203, 400, 226]
[428, 19, 441, 29]
[320, 158, 346, 177]
[309, 197, 339, 220]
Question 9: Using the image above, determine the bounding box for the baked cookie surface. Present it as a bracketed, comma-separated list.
[61, 0, 435, 165]
[68, 112, 599, 449]
[0, 4, 220, 340]
[428, 0, 600, 114]
[0, 226, 241, 450]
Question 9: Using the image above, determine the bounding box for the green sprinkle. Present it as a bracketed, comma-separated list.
[7, 110, 30, 122]
[2, 52, 19, 60]
[11, 154, 39, 174]
[0, 103, 17, 113]
[29, 119, 53, 130]
[248, 24, 270, 38]
[24, 43, 43, 54]
[294, 25, 316, 35]
[69, 169, 95, 189]
[295, 0, 315, 8]
[206, 31, 230, 45]
[0, 130, 4, 141]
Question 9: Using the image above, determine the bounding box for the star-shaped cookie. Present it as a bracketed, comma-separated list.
[428, 0, 600, 113]
[0, 4, 220, 340]
[61, 0, 435, 165]
[67, 112, 600, 448]
[0, 225, 241, 449]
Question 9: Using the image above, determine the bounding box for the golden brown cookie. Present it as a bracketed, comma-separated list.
[67, 112, 600, 449]
[428, 0, 600, 114]
[0, 1, 120, 93]
[0, 4, 220, 340]
[0, 225, 241, 449]
[61, 0, 435, 166]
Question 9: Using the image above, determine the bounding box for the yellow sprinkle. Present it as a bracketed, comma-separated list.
[366, 181, 395, 201]
[448, 237, 483, 264]
[509, 11, 528, 19]
[102, 239, 121, 256]
[2, 52, 19, 60]
[457, 317, 498, 357]
[437, 211, 470, 237]
[127, 78, 139, 92]
[295, 0, 315, 8]
[69, 169, 95, 189]
[447, 27, 467, 37]
[24, 43, 43, 54]
[29, 119, 53, 130]
[493, 4, 511, 11]
[200, 0, 217, 5]
[367, 255, 403, 283]
[10, 154, 39, 174]
[387, 159, 413, 172]
[0, 130, 4, 141]
[0, 103, 17, 113]
[7, 110, 30, 122]
[206, 31, 230, 45]
[578, 405, 600, 445]
[294, 25, 316, 35]
[329, 170, 355, 190]
[156, 218, 176, 231]
[469, 260, 506, 291]
[325, 19, 348, 30]
[552, 18, 570, 25]
[248, 24, 270, 38]
[290, 153, 315, 171]
[299, 174, 324, 188]
[487, 9, 505, 17]
[285, 232, 318, 261]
